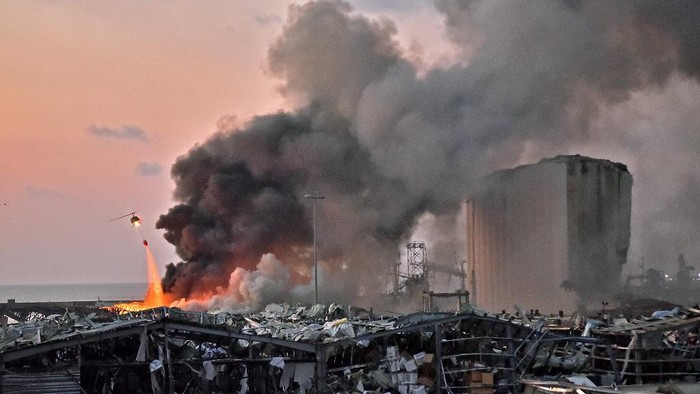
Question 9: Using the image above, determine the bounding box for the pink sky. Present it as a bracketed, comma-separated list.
[0, 1, 447, 285]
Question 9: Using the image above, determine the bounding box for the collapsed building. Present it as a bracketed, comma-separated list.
[467, 155, 632, 314]
[4, 300, 700, 394]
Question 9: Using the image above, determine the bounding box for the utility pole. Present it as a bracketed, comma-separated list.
[304, 191, 324, 304]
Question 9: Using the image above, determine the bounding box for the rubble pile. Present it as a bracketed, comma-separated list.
[0, 311, 150, 353]
[2, 301, 700, 393]
[237, 303, 396, 344]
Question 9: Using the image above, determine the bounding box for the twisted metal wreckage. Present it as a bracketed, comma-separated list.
[2, 301, 700, 393]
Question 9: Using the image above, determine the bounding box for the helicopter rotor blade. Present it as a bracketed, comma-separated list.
[108, 211, 137, 222]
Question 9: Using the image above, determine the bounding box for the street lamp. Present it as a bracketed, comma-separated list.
[304, 191, 324, 304]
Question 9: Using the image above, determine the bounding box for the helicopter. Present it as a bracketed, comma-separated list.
[108, 212, 142, 227]
[109, 212, 149, 246]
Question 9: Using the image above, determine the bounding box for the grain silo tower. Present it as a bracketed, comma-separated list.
[466, 155, 632, 313]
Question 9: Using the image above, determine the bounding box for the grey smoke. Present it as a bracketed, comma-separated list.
[157, 0, 700, 306]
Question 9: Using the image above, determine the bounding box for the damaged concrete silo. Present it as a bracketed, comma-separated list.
[467, 155, 632, 313]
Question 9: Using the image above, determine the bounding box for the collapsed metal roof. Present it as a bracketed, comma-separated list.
[2, 302, 700, 393]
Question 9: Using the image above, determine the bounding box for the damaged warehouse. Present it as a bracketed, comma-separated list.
[4, 301, 700, 393]
[0, 302, 606, 394]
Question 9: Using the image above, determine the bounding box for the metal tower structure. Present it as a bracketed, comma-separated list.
[407, 242, 427, 279]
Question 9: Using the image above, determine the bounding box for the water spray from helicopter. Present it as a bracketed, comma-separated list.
[108, 211, 166, 310]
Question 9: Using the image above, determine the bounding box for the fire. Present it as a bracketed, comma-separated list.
[111, 244, 170, 312]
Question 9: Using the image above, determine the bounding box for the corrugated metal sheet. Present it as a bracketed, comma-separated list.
[1, 368, 81, 394]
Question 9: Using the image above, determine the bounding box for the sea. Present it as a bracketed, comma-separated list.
[0, 282, 148, 303]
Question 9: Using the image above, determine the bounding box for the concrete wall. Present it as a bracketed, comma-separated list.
[467, 155, 632, 313]
[565, 157, 632, 310]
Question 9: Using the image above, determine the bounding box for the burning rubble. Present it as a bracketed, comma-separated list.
[110, 244, 171, 312]
[170, 253, 298, 313]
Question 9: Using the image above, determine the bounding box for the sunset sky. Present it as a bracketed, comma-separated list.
[0, 1, 446, 284]
[2, 1, 699, 290]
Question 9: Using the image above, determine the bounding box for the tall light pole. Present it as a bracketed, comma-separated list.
[304, 191, 324, 304]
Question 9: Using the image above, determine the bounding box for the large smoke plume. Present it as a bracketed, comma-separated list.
[157, 0, 700, 310]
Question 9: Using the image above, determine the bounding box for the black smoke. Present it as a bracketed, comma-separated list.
[157, 0, 700, 305]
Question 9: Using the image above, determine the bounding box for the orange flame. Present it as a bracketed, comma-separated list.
[111, 244, 169, 312]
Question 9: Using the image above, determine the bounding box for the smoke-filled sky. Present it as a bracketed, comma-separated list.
[1, 1, 699, 304]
